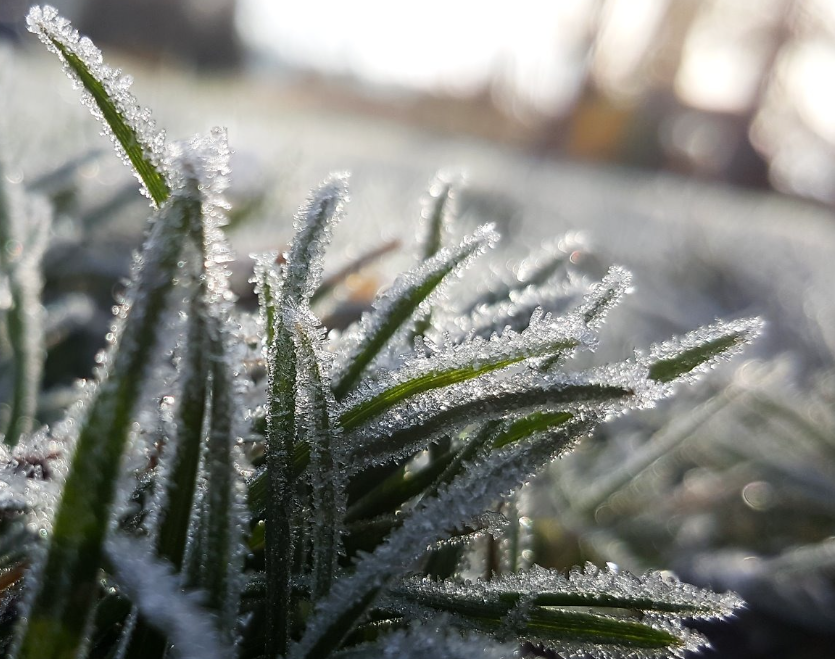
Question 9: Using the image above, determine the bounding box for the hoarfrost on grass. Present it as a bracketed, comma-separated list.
[26, 5, 169, 205]
[284, 174, 349, 304]
[331, 223, 499, 397]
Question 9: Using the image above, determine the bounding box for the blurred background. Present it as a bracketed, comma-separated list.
[3, 1, 835, 658]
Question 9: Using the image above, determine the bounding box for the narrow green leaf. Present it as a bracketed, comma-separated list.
[490, 411, 573, 449]
[246, 441, 309, 519]
[393, 563, 742, 653]
[0, 165, 50, 446]
[283, 174, 348, 304]
[340, 335, 580, 432]
[27, 6, 170, 206]
[125, 307, 207, 659]
[457, 602, 679, 650]
[418, 171, 456, 261]
[200, 320, 243, 639]
[15, 193, 198, 659]
[291, 306, 343, 599]
[346, 373, 631, 471]
[578, 266, 632, 329]
[646, 318, 762, 384]
[332, 224, 498, 400]
[154, 293, 208, 571]
[254, 260, 297, 658]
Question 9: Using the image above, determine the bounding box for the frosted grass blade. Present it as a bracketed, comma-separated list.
[390, 563, 742, 657]
[0, 161, 51, 446]
[291, 305, 344, 599]
[346, 367, 636, 471]
[127, 128, 236, 658]
[389, 592, 687, 658]
[417, 171, 457, 261]
[332, 224, 499, 399]
[14, 192, 198, 659]
[200, 322, 245, 639]
[395, 563, 742, 620]
[578, 265, 632, 329]
[645, 318, 763, 384]
[154, 292, 208, 570]
[293, 418, 596, 659]
[27, 7, 170, 206]
[339, 309, 590, 431]
[411, 170, 457, 343]
[283, 174, 348, 304]
[254, 259, 297, 658]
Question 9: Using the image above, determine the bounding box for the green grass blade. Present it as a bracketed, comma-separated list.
[404, 563, 741, 619]
[346, 371, 632, 471]
[646, 318, 763, 384]
[292, 306, 343, 599]
[200, 321, 244, 639]
[254, 260, 297, 658]
[490, 411, 574, 449]
[14, 193, 197, 659]
[283, 175, 348, 304]
[124, 295, 208, 659]
[0, 165, 50, 446]
[394, 591, 682, 651]
[417, 171, 456, 261]
[246, 441, 309, 519]
[394, 563, 741, 654]
[154, 294, 208, 571]
[577, 266, 632, 329]
[331, 224, 498, 400]
[27, 7, 170, 207]
[340, 317, 583, 432]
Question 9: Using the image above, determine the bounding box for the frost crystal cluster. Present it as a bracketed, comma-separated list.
[0, 7, 760, 659]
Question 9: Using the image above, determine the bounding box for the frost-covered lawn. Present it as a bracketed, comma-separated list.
[3, 10, 835, 658]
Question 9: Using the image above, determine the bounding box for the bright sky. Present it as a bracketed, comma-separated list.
[236, 0, 598, 115]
